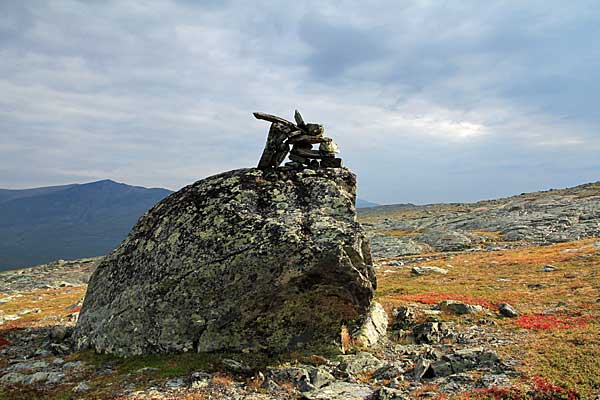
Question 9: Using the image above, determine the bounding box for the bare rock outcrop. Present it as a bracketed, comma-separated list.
[74, 167, 377, 356]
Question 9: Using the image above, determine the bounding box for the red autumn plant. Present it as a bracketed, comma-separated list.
[514, 314, 591, 331]
[399, 292, 496, 309]
[530, 376, 579, 400]
[0, 337, 10, 346]
[460, 376, 579, 400]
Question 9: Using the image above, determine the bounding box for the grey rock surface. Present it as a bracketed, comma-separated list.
[75, 167, 376, 356]
[338, 352, 387, 375]
[353, 302, 388, 347]
[498, 303, 519, 318]
[411, 266, 449, 275]
[361, 181, 600, 257]
[439, 300, 484, 315]
[302, 381, 374, 400]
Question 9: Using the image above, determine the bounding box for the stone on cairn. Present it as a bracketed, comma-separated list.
[254, 110, 342, 170]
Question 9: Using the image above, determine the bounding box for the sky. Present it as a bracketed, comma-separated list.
[1, 0, 599, 204]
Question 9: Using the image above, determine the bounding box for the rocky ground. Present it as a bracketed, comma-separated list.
[362, 181, 600, 258]
[1, 183, 600, 399]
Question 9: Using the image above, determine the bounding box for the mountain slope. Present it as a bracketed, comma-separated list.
[0, 180, 172, 270]
[359, 181, 600, 258]
[356, 198, 379, 208]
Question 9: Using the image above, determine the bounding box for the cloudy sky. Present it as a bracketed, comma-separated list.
[1, 1, 599, 204]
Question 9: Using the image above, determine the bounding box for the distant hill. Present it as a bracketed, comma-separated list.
[0, 180, 172, 271]
[356, 198, 379, 208]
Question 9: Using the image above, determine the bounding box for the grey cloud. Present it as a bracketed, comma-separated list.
[0, 0, 599, 203]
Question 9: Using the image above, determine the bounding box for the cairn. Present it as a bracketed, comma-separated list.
[254, 110, 342, 170]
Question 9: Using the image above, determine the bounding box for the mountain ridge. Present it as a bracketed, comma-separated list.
[0, 180, 173, 270]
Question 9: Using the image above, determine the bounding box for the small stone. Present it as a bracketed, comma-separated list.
[284, 161, 304, 169]
[594, 241, 600, 248]
[11, 360, 49, 371]
[338, 352, 386, 375]
[540, 265, 557, 272]
[261, 378, 281, 391]
[62, 361, 84, 370]
[373, 363, 405, 380]
[294, 110, 306, 128]
[320, 157, 343, 168]
[411, 266, 448, 275]
[50, 343, 70, 355]
[306, 123, 324, 136]
[73, 381, 91, 392]
[353, 302, 388, 347]
[222, 359, 252, 375]
[308, 366, 335, 389]
[439, 300, 483, 315]
[319, 139, 340, 154]
[289, 153, 309, 164]
[190, 371, 211, 389]
[267, 366, 310, 389]
[413, 358, 433, 381]
[0, 372, 29, 385]
[392, 305, 416, 330]
[165, 378, 185, 388]
[527, 283, 546, 289]
[49, 325, 69, 341]
[302, 381, 374, 400]
[498, 303, 519, 318]
[136, 367, 160, 374]
[412, 322, 442, 344]
[377, 386, 410, 399]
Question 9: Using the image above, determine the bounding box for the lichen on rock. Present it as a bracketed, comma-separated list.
[74, 167, 377, 356]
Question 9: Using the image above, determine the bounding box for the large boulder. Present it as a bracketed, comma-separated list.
[74, 167, 376, 356]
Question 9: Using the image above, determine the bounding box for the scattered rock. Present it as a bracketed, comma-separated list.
[391, 305, 416, 330]
[62, 361, 84, 370]
[267, 366, 311, 391]
[412, 322, 451, 344]
[413, 358, 433, 380]
[338, 352, 386, 375]
[165, 378, 185, 388]
[221, 359, 252, 375]
[0, 371, 64, 385]
[415, 229, 477, 252]
[411, 266, 449, 275]
[302, 381, 374, 399]
[428, 348, 500, 378]
[527, 283, 546, 290]
[540, 265, 557, 272]
[10, 360, 49, 371]
[373, 363, 405, 380]
[72, 381, 91, 392]
[49, 325, 69, 341]
[376, 386, 410, 399]
[439, 300, 483, 315]
[498, 303, 519, 318]
[353, 302, 388, 347]
[307, 366, 335, 389]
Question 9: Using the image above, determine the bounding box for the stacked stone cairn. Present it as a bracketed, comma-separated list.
[254, 110, 342, 170]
